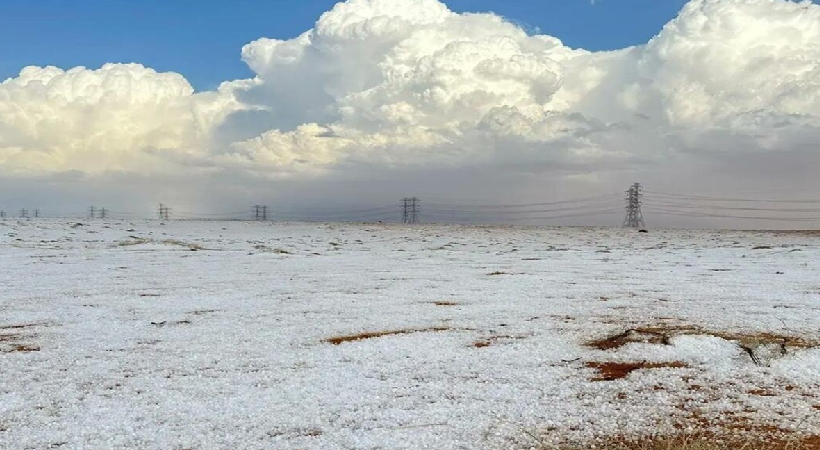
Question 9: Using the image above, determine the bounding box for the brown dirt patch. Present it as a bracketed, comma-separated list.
[555, 433, 820, 450]
[2, 343, 40, 352]
[431, 301, 459, 306]
[586, 361, 688, 381]
[0, 323, 42, 330]
[765, 230, 820, 237]
[150, 320, 192, 327]
[188, 309, 220, 316]
[0, 330, 40, 353]
[472, 333, 530, 348]
[587, 325, 818, 351]
[324, 327, 450, 345]
[747, 389, 777, 397]
[588, 328, 672, 350]
[542, 408, 820, 449]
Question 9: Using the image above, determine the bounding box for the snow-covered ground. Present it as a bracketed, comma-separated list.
[1, 219, 819, 450]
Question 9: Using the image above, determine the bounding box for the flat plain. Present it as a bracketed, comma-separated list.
[1, 220, 819, 449]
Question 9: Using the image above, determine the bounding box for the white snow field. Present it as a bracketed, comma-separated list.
[1, 219, 819, 450]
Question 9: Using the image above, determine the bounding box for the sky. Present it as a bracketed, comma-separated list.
[1, 0, 820, 228]
[0, 0, 688, 91]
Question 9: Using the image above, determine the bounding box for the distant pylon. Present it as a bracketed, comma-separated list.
[89, 206, 96, 219]
[99, 208, 108, 219]
[254, 205, 269, 221]
[157, 203, 171, 220]
[19, 208, 28, 219]
[0, 210, 5, 218]
[623, 183, 646, 229]
[401, 197, 420, 224]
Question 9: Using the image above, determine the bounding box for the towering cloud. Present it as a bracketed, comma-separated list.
[0, 64, 243, 176]
[2, 0, 819, 213]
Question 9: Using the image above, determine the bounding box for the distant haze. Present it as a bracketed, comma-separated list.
[2, 0, 820, 229]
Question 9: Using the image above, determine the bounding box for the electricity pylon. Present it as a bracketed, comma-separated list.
[623, 183, 646, 229]
[402, 197, 419, 224]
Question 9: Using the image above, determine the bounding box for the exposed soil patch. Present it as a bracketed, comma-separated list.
[0, 323, 42, 330]
[254, 245, 291, 254]
[324, 327, 450, 345]
[747, 389, 777, 397]
[586, 361, 688, 381]
[150, 320, 192, 327]
[0, 330, 40, 353]
[588, 329, 671, 350]
[0, 343, 40, 353]
[162, 239, 205, 251]
[710, 330, 816, 349]
[117, 238, 151, 247]
[267, 427, 323, 438]
[188, 309, 220, 316]
[117, 238, 204, 251]
[554, 433, 820, 450]
[431, 301, 459, 306]
[767, 230, 820, 237]
[472, 333, 530, 348]
[487, 271, 509, 276]
[587, 325, 818, 352]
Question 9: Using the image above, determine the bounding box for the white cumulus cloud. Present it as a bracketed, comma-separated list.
[0, 64, 243, 176]
[1, 0, 820, 221]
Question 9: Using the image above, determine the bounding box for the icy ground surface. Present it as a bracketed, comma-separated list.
[1, 220, 819, 450]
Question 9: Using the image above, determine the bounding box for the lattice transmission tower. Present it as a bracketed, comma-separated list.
[623, 183, 646, 229]
[254, 205, 269, 221]
[401, 197, 419, 224]
[157, 203, 171, 220]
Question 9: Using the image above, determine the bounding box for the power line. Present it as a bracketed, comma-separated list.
[423, 201, 617, 216]
[424, 208, 623, 223]
[172, 211, 249, 218]
[644, 207, 820, 222]
[278, 210, 396, 222]
[644, 190, 820, 204]
[273, 205, 396, 221]
[424, 193, 620, 210]
[276, 204, 397, 215]
[643, 200, 820, 213]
